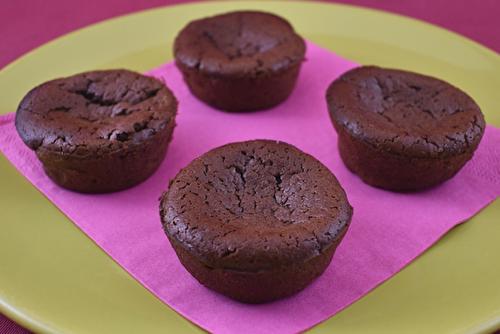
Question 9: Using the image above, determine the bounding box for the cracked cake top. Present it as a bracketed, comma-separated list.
[160, 140, 352, 272]
[326, 66, 485, 159]
[15, 69, 178, 156]
[173, 11, 306, 78]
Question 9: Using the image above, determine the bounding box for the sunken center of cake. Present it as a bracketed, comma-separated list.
[162, 140, 351, 271]
[328, 66, 484, 158]
[200, 15, 283, 59]
[16, 70, 176, 155]
[344, 71, 476, 127]
[174, 11, 305, 76]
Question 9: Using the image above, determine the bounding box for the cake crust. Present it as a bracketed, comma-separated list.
[160, 140, 352, 303]
[15, 69, 178, 193]
[326, 66, 485, 191]
[174, 11, 306, 111]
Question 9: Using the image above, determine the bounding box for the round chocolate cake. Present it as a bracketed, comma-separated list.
[326, 66, 485, 191]
[174, 11, 306, 112]
[15, 69, 178, 193]
[159, 140, 352, 303]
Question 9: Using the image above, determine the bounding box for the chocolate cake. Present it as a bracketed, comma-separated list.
[326, 66, 485, 191]
[15, 69, 178, 193]
[173, 11, 306, 112]
[159, 140, 352, 303]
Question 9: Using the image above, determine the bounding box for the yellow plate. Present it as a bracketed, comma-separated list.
[1, 1, 500, 333]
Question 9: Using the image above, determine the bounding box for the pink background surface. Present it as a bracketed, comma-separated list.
[1, 1, 500, 333]
[1, 0, 500, 72]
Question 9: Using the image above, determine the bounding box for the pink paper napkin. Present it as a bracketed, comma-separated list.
[1, 41, 500, 334]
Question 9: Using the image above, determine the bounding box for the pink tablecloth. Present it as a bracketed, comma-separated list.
[1, 1, 500, 333]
